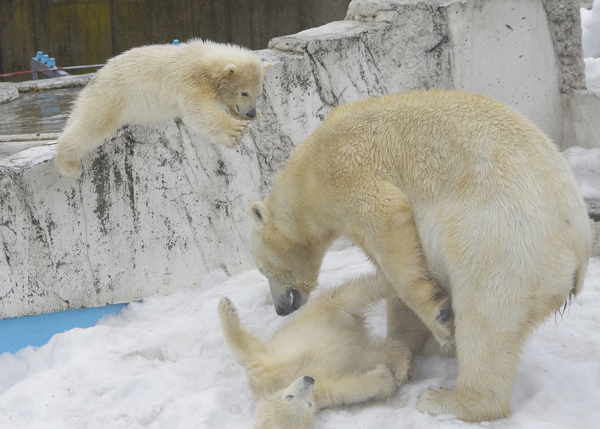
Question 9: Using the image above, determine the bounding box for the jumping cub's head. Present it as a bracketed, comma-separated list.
[248, 200, 326, 316]
[204, 42, 270, 121]
[255, 376, 316, 429]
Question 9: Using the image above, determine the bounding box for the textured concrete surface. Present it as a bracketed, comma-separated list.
[0, 0, 595, 318]
[563, 89, 600, 150]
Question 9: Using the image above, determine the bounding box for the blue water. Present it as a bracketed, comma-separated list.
[0, 304, 126, 354]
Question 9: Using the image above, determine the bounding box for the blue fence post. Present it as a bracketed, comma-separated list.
[30, 52, 69, 80]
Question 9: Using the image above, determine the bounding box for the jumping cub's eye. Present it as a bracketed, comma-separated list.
[241, 91, 249, 97]
[285, 395, 294, 401]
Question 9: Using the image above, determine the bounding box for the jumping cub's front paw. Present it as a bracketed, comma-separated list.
[56, 156, 83, 179]
[219, 120, 251, 148]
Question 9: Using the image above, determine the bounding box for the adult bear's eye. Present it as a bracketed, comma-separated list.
[285, 395, 294, 401]
[241, 91, 249, 97]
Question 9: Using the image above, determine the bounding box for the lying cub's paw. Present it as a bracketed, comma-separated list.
[218, 297, 239, 321]
[372, 364, 398, 398]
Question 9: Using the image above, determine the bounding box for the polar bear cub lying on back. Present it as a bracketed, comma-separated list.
[218, 272, 414, 429]
[57, 39, 267, 178]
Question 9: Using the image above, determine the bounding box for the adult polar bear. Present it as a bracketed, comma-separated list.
[248, 89, 591, 422]
[57, 39, 266, 178]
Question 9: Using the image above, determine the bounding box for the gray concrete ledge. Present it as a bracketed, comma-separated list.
[0, 73, 93, 105]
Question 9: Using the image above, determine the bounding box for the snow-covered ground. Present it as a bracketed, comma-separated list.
[0, 248, 598, 429]
[563, 146, 600, 199]
[0, 3, 599, 428]
[582, 0, 600, 88]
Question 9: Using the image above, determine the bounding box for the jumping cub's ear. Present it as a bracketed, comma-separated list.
[263, 63, 272, 71]
[249, 201, 270, 226]
[224, 63, 238, 75]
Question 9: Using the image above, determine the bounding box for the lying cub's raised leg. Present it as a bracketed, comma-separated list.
[218, 297, 265, 367]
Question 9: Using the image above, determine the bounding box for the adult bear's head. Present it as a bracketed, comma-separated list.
[248, 200, 326, 316]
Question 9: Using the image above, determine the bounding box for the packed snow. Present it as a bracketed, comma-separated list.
[562, 146, 600, 199]
[582, 0, 600, 87]
[0, 248, 599, 429]
[582, 0, 600, 59]
[0, 3, 599, 429]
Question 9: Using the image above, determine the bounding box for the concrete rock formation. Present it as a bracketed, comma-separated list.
[0, 0, 597, 318]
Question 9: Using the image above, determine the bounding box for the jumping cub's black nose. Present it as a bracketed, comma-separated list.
[303, 376, 315, 385]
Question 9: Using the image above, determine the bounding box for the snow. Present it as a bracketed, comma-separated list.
[0, 248, 599, 428]
[562, 146, 600, 199]
[582, 0, 600, 59]
[582, 0, 600, 87]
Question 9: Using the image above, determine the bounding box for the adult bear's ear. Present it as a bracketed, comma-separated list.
[263, 63, 272, 71]
[248, 201, 270, 226]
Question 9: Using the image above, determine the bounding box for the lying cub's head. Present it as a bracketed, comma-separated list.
[248, 201, 326, 316]
[255, 376, 316, 429]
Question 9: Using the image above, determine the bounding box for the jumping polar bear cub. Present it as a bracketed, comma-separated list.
[218, 272, 413, 429]
[248, 90, 591, 422]
[56, 39, 267, 178]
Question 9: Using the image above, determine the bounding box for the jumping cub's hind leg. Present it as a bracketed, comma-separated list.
[57, 102, 124, 178]
[218, 297, 265, 366]
[314, 364, 398, 410]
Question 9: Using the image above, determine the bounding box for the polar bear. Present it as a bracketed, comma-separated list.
[247, 90, 591, 422]
[218, 272, 415, 429]
[56, 39, 267, 178]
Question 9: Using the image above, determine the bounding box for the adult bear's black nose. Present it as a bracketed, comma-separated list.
[245, 108, 256, 119]
[274, 288, 302, 316]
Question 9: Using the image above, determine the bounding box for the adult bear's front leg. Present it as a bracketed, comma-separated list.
[360, 187, 454, 348]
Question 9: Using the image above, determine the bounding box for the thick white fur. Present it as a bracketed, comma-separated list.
[247, 90, 591, 422]
[218, 273, 413, 429]
[56, 39, 266, 178]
